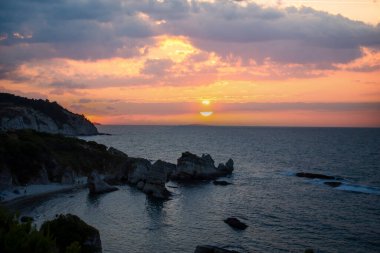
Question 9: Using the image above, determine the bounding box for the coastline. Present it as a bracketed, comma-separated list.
[1, 184, 87, 210]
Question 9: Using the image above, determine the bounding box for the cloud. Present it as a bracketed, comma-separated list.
[0, 0, 379, 88]
[67, 100, 380, 116]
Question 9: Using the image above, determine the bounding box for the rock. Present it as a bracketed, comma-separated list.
[194, 245, 239, 253]
[87, 171, 118, 194]
[153, 160, 176, 181]
[224, 217, 248, 230]
[226, 159, 234, 171]
[171, 152, 234, 181]
[61, 170, 75, 184]
[324, 181, 342, 187]
[108, 147, 128, 157]
[126, 158, 151, 184]
[40, 213, 102, 253]
[142, 160, 171, 199]
[29, 166, 50, 184]
[213, 180, 232, 186]
[136, 180, 145, 190]
[296, 172, 336, 180]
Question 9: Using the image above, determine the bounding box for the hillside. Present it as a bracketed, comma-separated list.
[0, 93, 98, 136]
[0, 130, 126, 187]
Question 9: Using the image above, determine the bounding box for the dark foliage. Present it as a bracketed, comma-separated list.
[40, 214, 101, 253]
[0, 206, 57, 253]
[0, 130, 126, 184]
[0, 93, 70, 127]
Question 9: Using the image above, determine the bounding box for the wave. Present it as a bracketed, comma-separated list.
[335, 184, 380, 195]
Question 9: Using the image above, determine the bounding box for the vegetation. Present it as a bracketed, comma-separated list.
[0, 130, 126, 184]
[40, 214, 101, 253]
[0, 206, 100, 253]
[0, 93, 70, 128]
[0, 206, 57, 253]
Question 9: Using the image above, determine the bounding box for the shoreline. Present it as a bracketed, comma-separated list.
[1, 184, 87, 210]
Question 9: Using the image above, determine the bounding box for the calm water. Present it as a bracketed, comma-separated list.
[21, 126, 380, 253]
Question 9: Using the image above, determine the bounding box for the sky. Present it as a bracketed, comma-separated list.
[0, 0, 379, 127]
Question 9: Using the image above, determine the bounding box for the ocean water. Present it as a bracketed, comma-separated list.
[20, 126, 380, 253]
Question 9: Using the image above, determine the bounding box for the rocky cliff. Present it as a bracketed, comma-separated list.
[0, 93, 98, 136]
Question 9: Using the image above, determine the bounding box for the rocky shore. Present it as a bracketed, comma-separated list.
[0, 130, 234, 201]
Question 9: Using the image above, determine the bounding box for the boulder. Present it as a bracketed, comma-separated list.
[108, 147, 128, 157]
[171, 152, 234, 181]
[153, 160, 176, 181]
[213, 180, 232, 186]
[61, 170, 75, 184]
[194, 245, 239, 253]
[142, 161, 171, 199]
[224, 217, 248, 230]
[136, 180, 145, 190]
[296, 172, 336, 180]
[324, 181, 342, 187]
[87, 172, 118, 194]
[126, 158, 151, 184]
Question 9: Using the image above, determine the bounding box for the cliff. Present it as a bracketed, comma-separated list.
[0, 130, 126, 187]
[0, 93, 98, 136]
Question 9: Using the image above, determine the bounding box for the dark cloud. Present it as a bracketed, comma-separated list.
[0, 0, 379, 78]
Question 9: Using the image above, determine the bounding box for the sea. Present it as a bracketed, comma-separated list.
[19, 126, 380, 253]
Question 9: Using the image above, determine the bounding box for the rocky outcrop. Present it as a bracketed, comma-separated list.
[0, 92, 98, 136]
[126, 158, 151, 184]
[224, 217, 248, 230]
[194, 245, 239, 253]
[40, 213, 102, 253]
[324, 181, 342, 187]
[153, 160, 176, 181]
[142, 160, 171, 199]
[213, 180, 232, 186]
[296, 172, 338, 180]
[87, 172, 118, 194]
[171, 152, 234, 181]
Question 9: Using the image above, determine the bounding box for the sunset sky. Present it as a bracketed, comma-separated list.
[1, 0, 379, 127]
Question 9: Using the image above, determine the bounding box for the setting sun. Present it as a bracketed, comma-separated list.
[200, 111, 213, 117]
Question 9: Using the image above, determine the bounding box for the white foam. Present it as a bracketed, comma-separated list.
[336, 184, 380, 195]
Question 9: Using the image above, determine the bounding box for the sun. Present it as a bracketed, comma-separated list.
[200, 111, 213, 117]
[202, 99, 210, 105]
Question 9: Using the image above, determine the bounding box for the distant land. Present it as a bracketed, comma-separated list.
[0, 93, 98, 136]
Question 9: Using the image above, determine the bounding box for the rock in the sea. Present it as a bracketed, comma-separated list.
[87, 172, 118, 194]
[142, 160, 171, 199]
[40, 213, 102, 253]
[153, 160, 176, 181]
[213, 180, 232, 186]
[194, 245, 239, 253]
[171, 152, 234, 180]
[324, 181, 342, 187]
[296, 172, 336, 180]
[224, 217, 248, 230]
[108, 147, 128, 157]
[126, 158, 151, 184]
